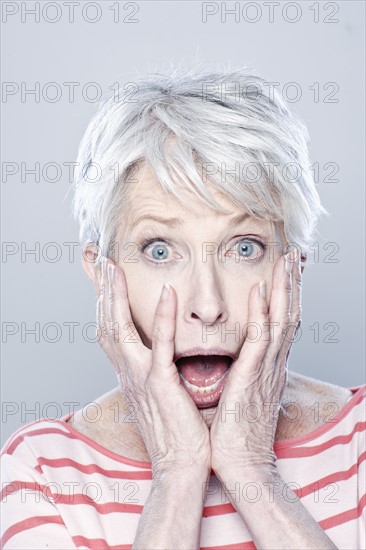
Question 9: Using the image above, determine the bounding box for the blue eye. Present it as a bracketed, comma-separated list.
[138, 235, 265, 265]
[237, 241, 254, 257]
[150, 243, 169, 260]
[234, 239, 264, 260]
[139, 237, 171, 262]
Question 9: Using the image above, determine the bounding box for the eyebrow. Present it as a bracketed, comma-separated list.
[133, 212, 251, 228]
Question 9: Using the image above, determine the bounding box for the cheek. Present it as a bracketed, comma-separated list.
[228, 264, 275, 332]
[264, 256, 278, 297]
[122, 266, 161, 343]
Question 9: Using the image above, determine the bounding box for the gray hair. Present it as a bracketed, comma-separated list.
[72, 63, 329, 262]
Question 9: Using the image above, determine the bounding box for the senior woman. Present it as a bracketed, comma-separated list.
[1, 67, 365, 550]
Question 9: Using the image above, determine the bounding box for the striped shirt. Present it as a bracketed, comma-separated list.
[1, 385, 365, 549]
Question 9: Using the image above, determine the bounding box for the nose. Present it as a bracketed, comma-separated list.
[184, 263, 228, 325]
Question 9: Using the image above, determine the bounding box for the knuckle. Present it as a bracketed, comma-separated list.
[152, 322, 166, 344]
[294, 270, 302, 286]
[294, 308, 302, 324]
[97, 327, 106, 346]
[154, 308, 168, 324]
[152, 325, 162, 343]
[283, 278, 292, 292]
[283, 311, 291, 326]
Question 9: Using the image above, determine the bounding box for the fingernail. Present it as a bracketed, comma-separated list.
[161, 282, 171, 301]
[108, 263, 115, 284]
[285, 252, 293, 274]
[259, 280, 266, 299]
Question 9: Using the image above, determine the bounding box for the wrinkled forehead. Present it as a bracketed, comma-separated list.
[120, 161, 285, 245]
[123, 161, 220, 210]
[122, 160, 239, 218]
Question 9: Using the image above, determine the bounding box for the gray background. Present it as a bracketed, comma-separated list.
[1, 1, 365, 446]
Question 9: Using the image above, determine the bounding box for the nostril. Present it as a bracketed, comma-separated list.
[190, 311, 224, 323]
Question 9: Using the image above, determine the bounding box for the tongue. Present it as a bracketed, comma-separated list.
[176, 355, 231, 387]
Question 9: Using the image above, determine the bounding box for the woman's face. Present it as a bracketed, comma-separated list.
[114, 163, 286, 361]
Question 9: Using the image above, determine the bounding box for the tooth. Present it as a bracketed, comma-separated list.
[179, 371, 228, 394]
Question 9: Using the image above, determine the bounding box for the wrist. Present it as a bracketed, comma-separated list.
[215, 459, 278, 485]
[153, 463, 211, 484]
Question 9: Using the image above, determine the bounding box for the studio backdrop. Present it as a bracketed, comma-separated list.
[1, 0, 365, 445]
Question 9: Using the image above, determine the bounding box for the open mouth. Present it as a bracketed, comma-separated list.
[174, 355, 233, 408]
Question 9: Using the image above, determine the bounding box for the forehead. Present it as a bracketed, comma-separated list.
[119, 161, 283, 243]
[123, 162, 239, 217]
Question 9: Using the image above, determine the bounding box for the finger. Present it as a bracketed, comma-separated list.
[226, 279, 270, 388]
[264, 250, 294, 364]
[150, 283, 178, 383]
[277, 249, 302, 365]
[97, 257, 107, 338]
[98, 256, 145, 358]
[107, 260, 123, 345]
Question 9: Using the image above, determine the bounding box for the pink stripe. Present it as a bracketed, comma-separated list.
[51, 493, 143, 513]
[1, 481, 43, 501]
[201, 542, 256, 550]
[60, 420, 153, 468]
[4, 452, 364, 519]
[294, 451, 366, 498]
[3, 427, 76, 456]
[274, 385, 365, 450]
[319, 493, 366, 530]
[0, 515, 65, 547]
[2, 426, 153, 469]
[275, 422, 365, 459]
[37, 456, 152, 479]
[203, 503, 235, 517]
[2, 385, 364, 471]
[203, 453, 365, 517]
[72, 536, 132, 550]
[72, 536, 131, 549]
[2, 481, 144, 513]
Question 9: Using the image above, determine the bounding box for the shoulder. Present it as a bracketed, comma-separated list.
[1, 422, 78, 549]
[276, 371, 357, 440]
[288, 371, 354, 406]
[1, 416, 62, 456]
[1, 417, 64, 482]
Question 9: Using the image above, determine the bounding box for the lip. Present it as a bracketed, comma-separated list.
[174, 347, 238, 363]
[180, 368, 231, 408]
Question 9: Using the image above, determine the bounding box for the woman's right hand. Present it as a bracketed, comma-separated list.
[95, 256, 211, 478]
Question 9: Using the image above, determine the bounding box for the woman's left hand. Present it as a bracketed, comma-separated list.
[210, 248, 302, 475]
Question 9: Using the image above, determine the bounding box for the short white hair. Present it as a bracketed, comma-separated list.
[72, 63, 329, 261]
